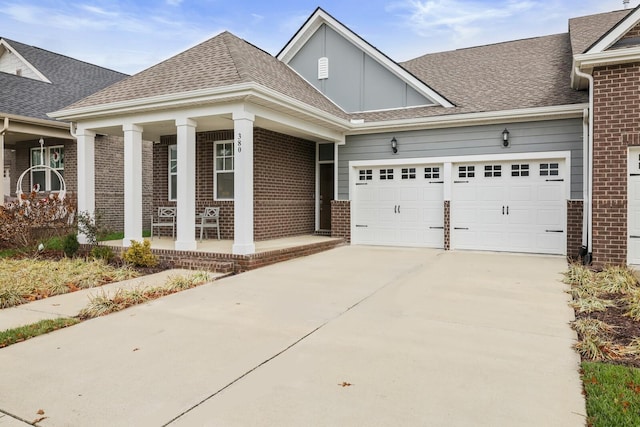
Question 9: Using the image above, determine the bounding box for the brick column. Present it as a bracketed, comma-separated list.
[591, 63, 640, 266]
[444, 200, 451, 250]
[331, 200, 350, 242]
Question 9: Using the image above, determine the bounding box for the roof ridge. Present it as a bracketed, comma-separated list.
[219, 32, 245, 83]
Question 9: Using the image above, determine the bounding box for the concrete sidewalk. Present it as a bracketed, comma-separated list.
[0, 247, 584, 426]
[0, 269, 225, 331]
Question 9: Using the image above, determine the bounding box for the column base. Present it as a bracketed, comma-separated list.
[232, 242, 256, 255]
[122, 236, 144, 247]
[175, 240, 197, 251]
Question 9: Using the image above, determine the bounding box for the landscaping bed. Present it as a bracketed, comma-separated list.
[565, 264, 640, 426]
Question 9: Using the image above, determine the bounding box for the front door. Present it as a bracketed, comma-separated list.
[319, 163, 334, 230]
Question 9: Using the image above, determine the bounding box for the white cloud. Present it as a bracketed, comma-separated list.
[166, 0, 184, 5]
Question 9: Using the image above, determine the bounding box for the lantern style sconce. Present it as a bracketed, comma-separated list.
[391, 137, 398, 154]
[502, 128, 510, 147]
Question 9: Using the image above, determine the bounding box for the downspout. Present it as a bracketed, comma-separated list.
[0, 117, 8, 134]
[574, 66, 594, 265]
[69, 121, 77, 139]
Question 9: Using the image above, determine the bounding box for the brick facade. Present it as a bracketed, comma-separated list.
[330, 200, 350, 242]
[567, 200, 584, 261]
[153, 127, 316, 241]
[591, 62, 640, 266]
[14, 136, 152, 233]
[444, 200, 450, 250]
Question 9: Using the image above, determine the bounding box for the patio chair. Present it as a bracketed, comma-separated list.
[151, 207, 176, 240]
[198, 207, 220, 241]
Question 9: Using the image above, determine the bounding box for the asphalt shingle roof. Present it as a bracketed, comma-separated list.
[57, 8, 634, 124]
[568, 9, 632, 54]
[0, 38, 127, 121]
[64, 32, 348, 119]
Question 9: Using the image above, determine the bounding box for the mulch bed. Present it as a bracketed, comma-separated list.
[575, 295, 640, 368]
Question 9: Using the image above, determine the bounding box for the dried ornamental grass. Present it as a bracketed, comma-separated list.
[0, 258, 139, 309]
[597, 266, 639, 295]
[570, 296, 616, 314]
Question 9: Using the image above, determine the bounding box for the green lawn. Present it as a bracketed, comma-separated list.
[582, 362, 640, 427]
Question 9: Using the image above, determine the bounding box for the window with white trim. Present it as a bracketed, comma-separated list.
[168, 145, 177, 201]
[401, 167, 416, 180]
[215, 140, 234, 199]
[380, 168, 394, 180]
[540, 163, 559, 177]
[484, 165, 502, 177]
[458, 165, 475, 178]
[359, 169, 372, 181]
[30, 146, 64, 192]
[424, 167, 440, 179]
[511, 164, 529, 177]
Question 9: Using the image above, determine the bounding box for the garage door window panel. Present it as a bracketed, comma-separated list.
[484, 165, 502, 177]
[401, 168, 416, 180]
[458, 166, 475, 178]
[511, 164, 530, 177]
[540, 163, 559, 177]
[425, 167, 440, 179]
[359, 169, 373, 181]
[380, 169, 394, 180]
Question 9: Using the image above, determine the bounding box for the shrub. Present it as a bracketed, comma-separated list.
[0, 192, 76, 249]
[122, 240, 157, 267]
[91, 245, 114, 263]
[62, 234, 80, 258]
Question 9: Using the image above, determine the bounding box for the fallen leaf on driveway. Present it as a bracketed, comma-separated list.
[338, 382, 353, 387]
[33, 416, 47, 423]
[36, 409, 45, 415]
[133, 348, 140, 352]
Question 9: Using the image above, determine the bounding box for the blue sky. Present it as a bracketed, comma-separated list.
[0, 0, 637, 75]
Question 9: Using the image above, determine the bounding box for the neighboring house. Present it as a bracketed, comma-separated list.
[50, 6, 639, 267]
[0, 37, 152, 231]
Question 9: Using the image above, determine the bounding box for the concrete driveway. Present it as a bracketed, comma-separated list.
[0, 246, 584, 426]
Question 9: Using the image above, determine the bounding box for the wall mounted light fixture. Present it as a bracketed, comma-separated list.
[502, 128, 510, 147]
[391, 137, 398, 154]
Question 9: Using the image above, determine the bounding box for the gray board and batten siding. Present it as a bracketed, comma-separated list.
[338, 118, 584, 199]
[288, 23, 433, 113]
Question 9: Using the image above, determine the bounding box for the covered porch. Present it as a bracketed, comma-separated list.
[101, 234, 345, 273]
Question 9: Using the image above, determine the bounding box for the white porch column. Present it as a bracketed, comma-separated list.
[232, 111, 255, 255]
[175, 118, 197, 251]
[123, 124, 143, 246]
[0, 132, 4, 207]
[76, 129, 96, 244]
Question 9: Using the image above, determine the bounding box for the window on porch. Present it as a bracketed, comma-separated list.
[30, 146, 64, 192]
[215, 140, 234, 200]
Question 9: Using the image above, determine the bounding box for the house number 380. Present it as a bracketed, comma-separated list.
[237, 133, 242, 153]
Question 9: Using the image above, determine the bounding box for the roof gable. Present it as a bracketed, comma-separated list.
[59, 31, 348, 120]
[585, 4, 640, 53]
[277, 7, 453, 110]
[0, 37, 127, 121]
[0, 38, 51, 83]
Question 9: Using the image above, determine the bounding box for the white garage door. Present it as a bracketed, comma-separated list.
[628, 149, 640, 264]
[352, 165, 444, 247]
[451, 160, 566, 255]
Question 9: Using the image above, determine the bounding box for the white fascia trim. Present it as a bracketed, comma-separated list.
[347, 104, 587, 135]
[48, 83, 352, 132]
[0, 112, 69, 129]
[587, 7, 640, 54]
[277, 10, 453, 109]
[575, 46, 640, 71]
[348, 150, 571, 169]
[0, 39, 52, 84]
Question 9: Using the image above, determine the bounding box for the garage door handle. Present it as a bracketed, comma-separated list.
[545, 179, 564, 182]
[502, 206, 505, 215]
[506, 206, 509, 215]
[397, 205, 400, 214]
[430, 181, 444, 184]
[454, 227, 469, 230]
[630, 235, 640, 239]
[394, 205, 397, 213]
[545, 230, 564, 233]
[355, 182, 368, 185]
[430, 226, 444, 229]
[355, 225, 368, 228]
[631, 174, 640, 177]
[454, 180, 468, 184]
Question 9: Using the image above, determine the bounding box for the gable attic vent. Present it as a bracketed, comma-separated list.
[318, 57, 329, 80]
